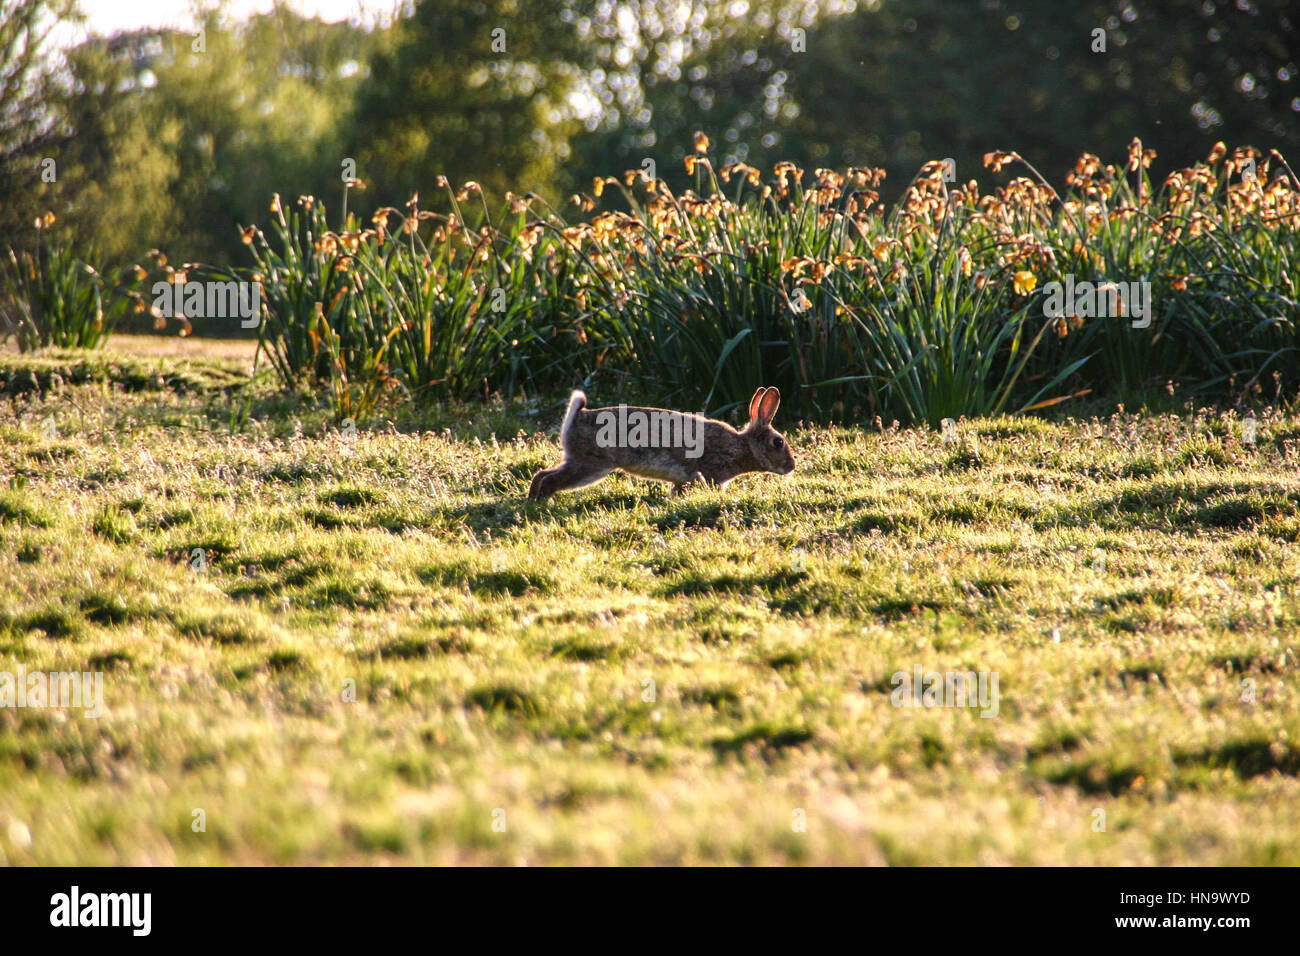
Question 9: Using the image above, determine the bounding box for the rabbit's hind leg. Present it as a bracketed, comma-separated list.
[528, 461, 613, 500]
[528, 467, 557, 500]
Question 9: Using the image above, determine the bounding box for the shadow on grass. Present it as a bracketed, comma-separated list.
[1037, 480, 1300, 533]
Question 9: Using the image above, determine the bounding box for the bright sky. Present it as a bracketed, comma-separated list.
[71, 0, 401, 38]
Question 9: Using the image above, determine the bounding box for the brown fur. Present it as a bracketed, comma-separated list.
[528, 386, 796, 500]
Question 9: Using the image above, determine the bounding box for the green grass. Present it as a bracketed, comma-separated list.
[0, 344, 1298, 864]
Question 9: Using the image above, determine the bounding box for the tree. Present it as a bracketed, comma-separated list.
[138, 5, 386, 263]
[346, 0, 600, 211]
[568, 0, 1300, 203]
[0, 0, 80, 248]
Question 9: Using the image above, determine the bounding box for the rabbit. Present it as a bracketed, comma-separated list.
[528, 386, 795, 500]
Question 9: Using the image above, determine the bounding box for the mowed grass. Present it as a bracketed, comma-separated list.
[1, 343, 1299, 864]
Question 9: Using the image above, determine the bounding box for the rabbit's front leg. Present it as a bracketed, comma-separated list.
[672, 471, 708, 496]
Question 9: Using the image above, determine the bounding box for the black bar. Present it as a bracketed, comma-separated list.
[0, 866, 1284, 943]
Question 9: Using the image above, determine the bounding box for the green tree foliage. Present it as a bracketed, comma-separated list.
[0, 1, 384, 269]
[571, 0, 1299, 202]
[4, 0, 1295, 274]
[346, 0, 599, 209]
[105, 6, 386, 265]
[0, 0, 80, 249]
[40, 40, 182, 265]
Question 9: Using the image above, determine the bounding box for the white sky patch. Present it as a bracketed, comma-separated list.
[51, 0, 401, 49]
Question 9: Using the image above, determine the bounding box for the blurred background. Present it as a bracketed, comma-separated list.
[2, 0, 1296, 274]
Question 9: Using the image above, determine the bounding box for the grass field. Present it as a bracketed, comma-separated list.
[1, 336, 1298, 865]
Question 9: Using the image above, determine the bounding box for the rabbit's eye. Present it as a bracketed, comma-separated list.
[772, 437, 784, 449]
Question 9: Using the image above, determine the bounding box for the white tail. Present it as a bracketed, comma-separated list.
[559, 390, 586, 450]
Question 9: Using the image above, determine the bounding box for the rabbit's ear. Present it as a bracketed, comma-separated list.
[748, 387, 768, 424]
[756, 387, 781, 426]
